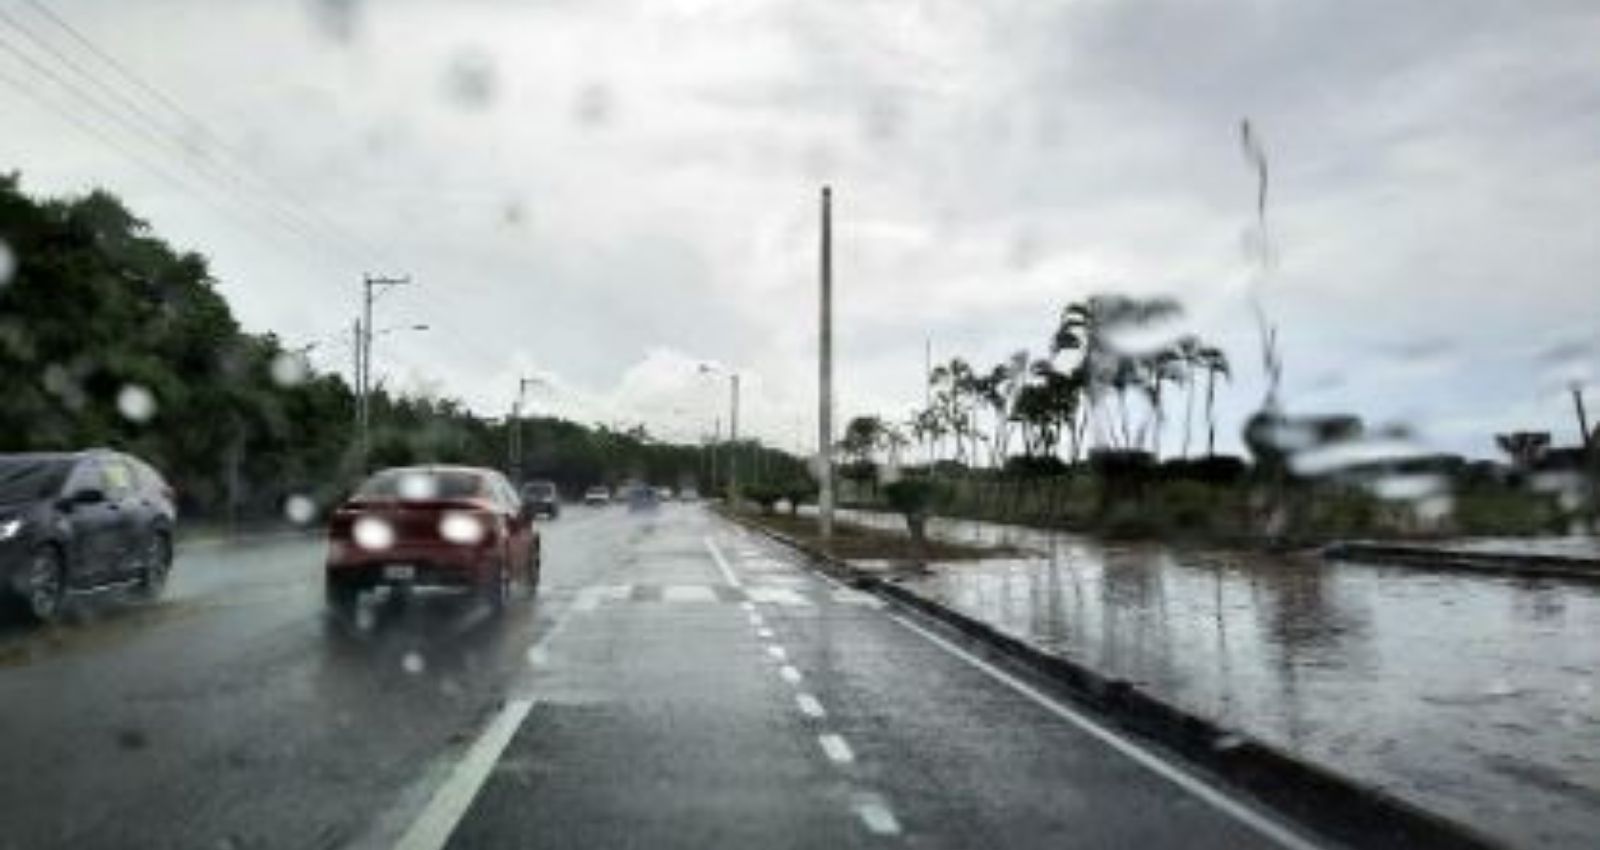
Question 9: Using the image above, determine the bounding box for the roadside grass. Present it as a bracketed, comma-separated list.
[727, 507, 1009, 562]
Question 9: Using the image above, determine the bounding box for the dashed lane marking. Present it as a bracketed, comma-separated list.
[796, 693, 827, 719]
[851, 793, 902, 836]
[746, 587, 811, 606]
[703, 536, 743, 588]
[818, 733, 856, 765]
[766, 645, 788, 661]
[779, 664, 803, 684]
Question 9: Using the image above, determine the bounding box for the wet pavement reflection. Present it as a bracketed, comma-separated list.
[838, 510, 1600, 850]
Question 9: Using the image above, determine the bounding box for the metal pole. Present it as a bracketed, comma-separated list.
[819, 185, 835, 540]
[729, 374, 741, 501]
[1574, 383, 1592, 451]
[359, 274, 411, 470]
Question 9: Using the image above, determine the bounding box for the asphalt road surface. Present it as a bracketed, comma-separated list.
[0, 504, 1328, 850]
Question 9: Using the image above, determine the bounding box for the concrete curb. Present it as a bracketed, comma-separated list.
[721, 509, 1503, 850]
[1323, 541, 1600, 583]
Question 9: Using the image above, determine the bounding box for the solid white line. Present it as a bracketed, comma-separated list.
[779, 664, 803, 684]
[393, 699, 535, 850]
[703, 535, 743, 588]
[796, 693, 827, 719]
[766, 645, 788, 661]
[889, 614, 1324, 850]
[851, 794, 902, 836]
[818, 733, 856, 765]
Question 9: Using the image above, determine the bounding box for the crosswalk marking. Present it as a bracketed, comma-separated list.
[746, 587, 811, 606]
[662, 585, 718, 603]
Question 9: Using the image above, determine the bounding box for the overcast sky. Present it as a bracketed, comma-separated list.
[3, 0, 1597, 458]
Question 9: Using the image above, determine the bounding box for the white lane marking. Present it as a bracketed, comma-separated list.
[779, 664, 803, 684]
[663, 584, 718, 603]
[749, 612, 766, 627]
[757, 627, 776, 640]
[746, 587, 811, 606]
[766, 645, 788, 661]
[818, 733, 856, 765]
[393, 699, 535, 850]
[703, 536, 743, 588]
[739, 601, 756, 612]
[833, 588, 885, 608]
[889, 615, 1325, 850]
[796, 693, 827, 719]
[851, 793, 902, 836]
[571, 584, 631, 612]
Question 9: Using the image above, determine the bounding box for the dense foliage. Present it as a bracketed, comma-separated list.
[0, 176, 804, 522]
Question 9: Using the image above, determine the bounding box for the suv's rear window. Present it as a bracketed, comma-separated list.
[524, 483, 557, 498]
[355, 470, 485, 501]
[0, 457, 73, 503]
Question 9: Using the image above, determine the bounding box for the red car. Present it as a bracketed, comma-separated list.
[325, 465, 541, 610]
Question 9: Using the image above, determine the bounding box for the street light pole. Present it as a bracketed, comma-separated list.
[358, 274, 411, 468]
[729, 373, 741, 502]
[818, 185, 835, 541]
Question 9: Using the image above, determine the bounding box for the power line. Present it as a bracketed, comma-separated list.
[0, 10, 362, 270]
[17, 0, 397, 265]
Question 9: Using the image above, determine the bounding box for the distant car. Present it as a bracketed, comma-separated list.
[628, 485, 660, 512]
[0, 450, 176, 623]
[654, 486, 673, 502]
[583, 486, 611, 505]
[679, 487, 700, 502]
[521, 479, 560, 519]
[325, 465, 540, 611]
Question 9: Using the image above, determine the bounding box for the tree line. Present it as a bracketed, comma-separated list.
[0, 175, 792, 523]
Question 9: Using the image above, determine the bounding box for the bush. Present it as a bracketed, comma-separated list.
[884, 478, 941, 543]
[744, 484, 784, 515]
[1159, 455, 1248, 485]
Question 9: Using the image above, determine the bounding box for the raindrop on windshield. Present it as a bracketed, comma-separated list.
[116, 384, 157, 423]
[270, 353, 308, 387]
[0, 237, 15, 287]
[398, 472, 438, 500]
[284, 494, 317, 525]
[442, 48, 497, 111]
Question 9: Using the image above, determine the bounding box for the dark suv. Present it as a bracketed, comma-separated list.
[520, 479, 560, 519]
[0, 450, 177, 622]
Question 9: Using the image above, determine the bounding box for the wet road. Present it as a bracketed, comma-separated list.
[0, 505, 1323, 849]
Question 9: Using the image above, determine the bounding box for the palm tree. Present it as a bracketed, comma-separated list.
[1143, 346, 1187, 456]
[1051, 294, 1183, 452]
[1198, 346, 1231, 457]
[1173, 335, 1204, 458]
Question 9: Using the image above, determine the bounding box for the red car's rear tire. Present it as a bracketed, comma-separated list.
[480, 558, 510, 611]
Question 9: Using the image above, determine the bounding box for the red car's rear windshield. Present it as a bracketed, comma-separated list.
[354, 470, 485, 501]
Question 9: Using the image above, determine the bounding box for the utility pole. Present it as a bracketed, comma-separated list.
[925, 335, 933, 466]
[509, 376, 542, 481]
[819, 185, 835, 541]
[711, 416, 721, 493]
[352, 318, 363, 430]
[1575, 382, 1593, 451]
[729, 373, 741, 502]
[358, 274, 411, 468]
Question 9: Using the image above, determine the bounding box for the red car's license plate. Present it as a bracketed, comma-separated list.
[383, 564, 416, 581]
